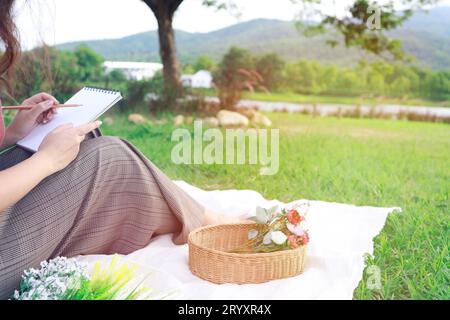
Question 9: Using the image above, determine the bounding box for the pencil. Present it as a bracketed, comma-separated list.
[1, 104, 83, 111]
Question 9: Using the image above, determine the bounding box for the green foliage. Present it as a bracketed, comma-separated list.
[12, 255, 153, 300]
[5, 45, 168, 111]
[214, 47, 265, 108]
[125, 80, 153, 108]
[217, 47, 254, 72]
[107, 69, 127, 83]
[120, 72, 164, 111]
[6, 43, 446, 113]
[193, 55, 216, 72]
[73, 45, 104, 81]
[267, 56, 449, 101]
[296, 0, 438, 60]
[255, 53, 285, 91]
[182, 64, 196, 75]
[6, 45, 106, 104]
[425, 71, 450, 100]
[181, 54, 216, 76]
[63, 256, 151, 300]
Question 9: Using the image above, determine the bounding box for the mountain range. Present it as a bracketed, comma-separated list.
[57, 6, 450, 70]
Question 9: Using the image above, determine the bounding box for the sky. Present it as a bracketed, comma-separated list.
[14, 0, 450, 50]
[15, 0, 299, 49]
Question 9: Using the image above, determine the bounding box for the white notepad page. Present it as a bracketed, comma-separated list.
[17, 87, 122, 152]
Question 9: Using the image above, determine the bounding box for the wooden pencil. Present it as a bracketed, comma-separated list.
[1, 104, 83, 111]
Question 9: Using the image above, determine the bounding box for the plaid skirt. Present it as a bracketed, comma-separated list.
[0, 135, 205, 299]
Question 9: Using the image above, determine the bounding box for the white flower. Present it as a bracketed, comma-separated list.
[248, 229, 258, 240]
[263, 232, 272, 245]
[271, 231, 288, 245]
[254, 205, 278, 224]
[13, 256, 89, 300]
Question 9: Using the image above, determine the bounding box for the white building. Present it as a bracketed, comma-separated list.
[103, 61, 163, 80]
[181, 70, 213, 88]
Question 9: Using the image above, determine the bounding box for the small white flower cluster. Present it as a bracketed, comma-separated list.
[13, 256, 89, 300]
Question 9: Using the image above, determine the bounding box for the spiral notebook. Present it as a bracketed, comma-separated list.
[17, 87, 122, 152]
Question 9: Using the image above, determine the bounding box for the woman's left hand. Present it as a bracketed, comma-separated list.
[5, 92, 59, 144]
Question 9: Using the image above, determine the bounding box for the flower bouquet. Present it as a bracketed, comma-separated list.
[229, 203, 310, 253]
[11, 255, 176, 300]
[188, 202, 310, 284]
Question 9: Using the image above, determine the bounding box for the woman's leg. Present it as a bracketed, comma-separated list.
[0, 136, 205, 299]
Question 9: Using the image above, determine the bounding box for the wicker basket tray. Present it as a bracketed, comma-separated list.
[188, 223, 307, 284]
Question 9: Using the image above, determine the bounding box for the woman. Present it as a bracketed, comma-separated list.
[0, 0, 228, 299]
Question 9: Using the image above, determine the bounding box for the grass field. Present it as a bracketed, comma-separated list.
[195, 88, 450, 108]
[102, 112, 449, 299]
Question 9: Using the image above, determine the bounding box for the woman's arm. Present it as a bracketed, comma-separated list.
[0, 151, 53, 211]
[0, 121, 101, 212]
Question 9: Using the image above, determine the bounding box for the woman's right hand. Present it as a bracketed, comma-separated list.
[36, 121, 102, 174]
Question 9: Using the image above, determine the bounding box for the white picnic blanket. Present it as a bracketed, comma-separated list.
[75, 181, 400, 300]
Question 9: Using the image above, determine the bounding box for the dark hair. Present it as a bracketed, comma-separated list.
[0, 0, 20, 92]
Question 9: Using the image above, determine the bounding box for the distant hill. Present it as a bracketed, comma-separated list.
[57, 6, 450, 70]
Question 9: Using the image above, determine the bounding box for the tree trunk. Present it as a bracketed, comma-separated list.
[143, 0, 183, 102]
[157, 9, 182, 98]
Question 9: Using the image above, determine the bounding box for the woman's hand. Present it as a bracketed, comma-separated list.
[36, 121, 102, 175]
[5, 92, 59, 145]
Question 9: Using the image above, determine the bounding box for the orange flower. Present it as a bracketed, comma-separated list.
[287, 209, 302, 225]
[288, 235, 299, 249]
[300, 231, 310, 245]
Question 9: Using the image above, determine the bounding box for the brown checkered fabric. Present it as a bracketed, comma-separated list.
[0, 136, 205, 299]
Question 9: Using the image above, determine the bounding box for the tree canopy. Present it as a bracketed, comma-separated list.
[295, 0, 441, 60]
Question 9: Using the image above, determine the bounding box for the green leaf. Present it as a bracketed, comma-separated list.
[254, 205, 278, 224]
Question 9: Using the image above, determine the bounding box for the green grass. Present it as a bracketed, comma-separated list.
[195, 88, 450, 108]
[102, 112, 449, 299]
